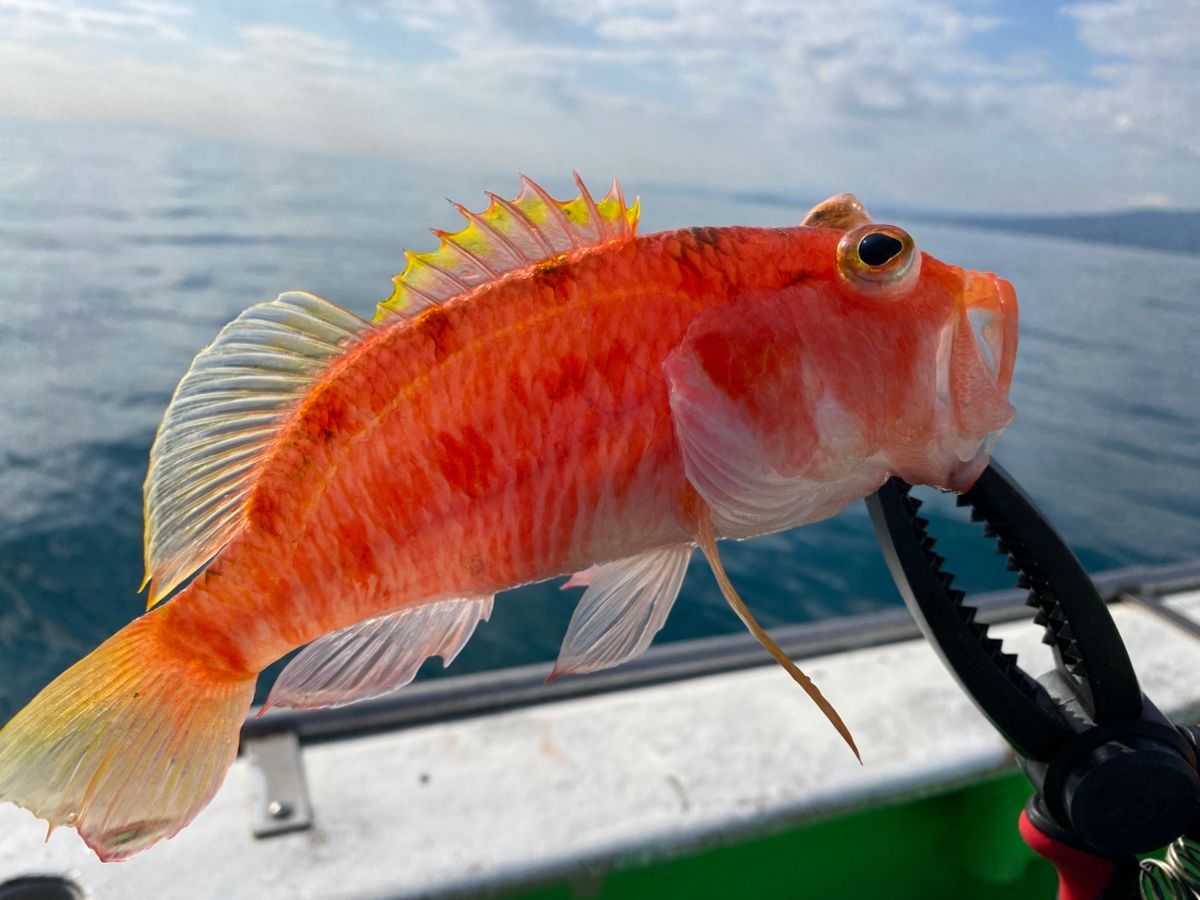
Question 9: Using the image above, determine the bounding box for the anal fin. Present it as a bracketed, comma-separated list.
[262, 595, 493, 712]
[695, 509, 861, 762]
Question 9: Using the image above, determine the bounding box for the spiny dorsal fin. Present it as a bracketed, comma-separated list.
[374, 173, 639, 322]
[143, 291, 369, 606]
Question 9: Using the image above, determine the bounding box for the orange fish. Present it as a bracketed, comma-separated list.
[0, 176, 1017, 860]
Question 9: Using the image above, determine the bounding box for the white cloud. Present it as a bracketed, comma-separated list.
[1066, 0, 1200, 59]
[0, 0, 1198, 211]
[235, 24, 354, 72]
[371, 0, 1008, 128]
[1058, 0, 1200, 162]
[0, 0, 190, 41]
[0, 20, 439, 162]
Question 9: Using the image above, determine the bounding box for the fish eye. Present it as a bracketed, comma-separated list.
[836, 224, 920, 298]
[858, 232, 903, 266]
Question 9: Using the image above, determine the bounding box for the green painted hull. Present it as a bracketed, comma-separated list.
[518, 773, 1055, 899]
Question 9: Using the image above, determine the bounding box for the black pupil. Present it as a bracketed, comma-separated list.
[858, 232, 904, 267]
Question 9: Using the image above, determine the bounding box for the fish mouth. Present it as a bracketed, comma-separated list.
[927, 268, 1018, 492]
[962, 270, 1018, 392]
[943, 428, 1002, 492]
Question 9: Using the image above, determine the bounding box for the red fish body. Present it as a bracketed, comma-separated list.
[0, 179, 1017, 860]
[175, 226, 821, 667]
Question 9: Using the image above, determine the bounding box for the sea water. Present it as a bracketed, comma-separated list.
[1, 120, 1197, 719]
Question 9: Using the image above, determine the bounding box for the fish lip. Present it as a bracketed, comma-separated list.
[968, 306, 999, 379]
[991, 273, 1019, 389]
[943, 430, 1002, 492]
[962, 270, 1018, 389]
[923, 269, 1016, 491]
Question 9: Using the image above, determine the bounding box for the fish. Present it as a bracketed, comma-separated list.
[0, 175, 1018, 861]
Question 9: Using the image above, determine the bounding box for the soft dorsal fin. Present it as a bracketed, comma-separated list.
[143, 291, 369, 605]
[374, 173, 639, 322]
[262, 594, 494, 711]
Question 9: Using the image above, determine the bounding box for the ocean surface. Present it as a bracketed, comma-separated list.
[1, 120, 1197, 720]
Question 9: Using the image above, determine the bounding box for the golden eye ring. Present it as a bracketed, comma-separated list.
[836, 224, 920, 298]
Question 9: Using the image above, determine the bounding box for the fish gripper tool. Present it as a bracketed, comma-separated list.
[866, 460, 1200, 900]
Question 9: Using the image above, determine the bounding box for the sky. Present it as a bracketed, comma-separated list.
[1, 0, 1198, 213]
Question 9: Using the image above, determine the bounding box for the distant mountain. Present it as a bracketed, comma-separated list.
[913, 208, 1200, 256]
[730, 190, 1200, 256]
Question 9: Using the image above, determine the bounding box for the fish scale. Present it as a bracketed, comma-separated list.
[201, 229, 792, 667]
[261, 229, 772, 648]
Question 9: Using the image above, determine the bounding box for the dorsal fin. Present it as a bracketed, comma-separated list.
[374, 173, 639, 322]
[143, 291, 369, 606]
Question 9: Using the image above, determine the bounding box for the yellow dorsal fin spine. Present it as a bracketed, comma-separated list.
[375, 174, 639, 323]
[522, 176, 580, 248]
[490, 189, 556, 255]
[450, 202, 526, 265]
[572, 172, 604, 240]
[435, 230, 500, 277]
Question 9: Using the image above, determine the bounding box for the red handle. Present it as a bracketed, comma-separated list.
[1019, 809, 1120, 900]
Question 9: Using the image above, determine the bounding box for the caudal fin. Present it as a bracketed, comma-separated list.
[0, 609, 255, 860]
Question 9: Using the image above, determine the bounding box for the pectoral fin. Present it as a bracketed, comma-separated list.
[664, 325, 822, 539]
[694, 508, 861, 762]
[664, 302, 886, 540]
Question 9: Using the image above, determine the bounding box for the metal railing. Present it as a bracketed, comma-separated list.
[242, 559, 1200, 747]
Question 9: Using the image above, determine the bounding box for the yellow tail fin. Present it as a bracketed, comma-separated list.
[0, 608, 255, 860]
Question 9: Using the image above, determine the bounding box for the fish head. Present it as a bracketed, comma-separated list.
[799, 194, 1019, 492]
[897, 249, 1018, 491]
[667, 194, 1019, 528]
